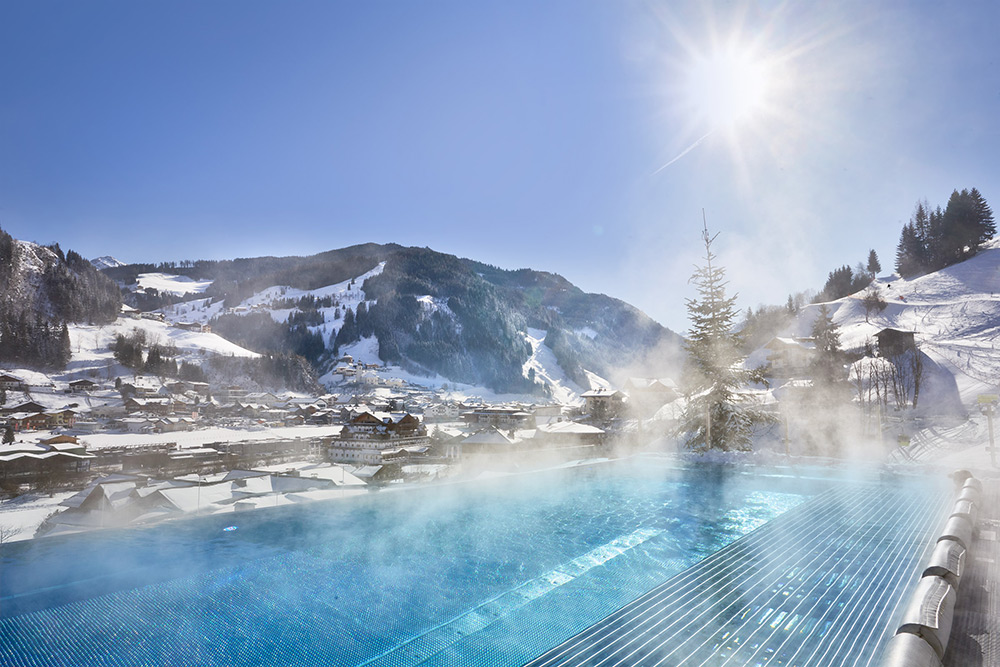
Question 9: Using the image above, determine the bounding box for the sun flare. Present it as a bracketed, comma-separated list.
[682, 44, 772, 130]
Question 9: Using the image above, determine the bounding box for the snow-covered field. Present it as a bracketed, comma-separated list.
[0, 491, 76, 543]
[79, 423, 343, 451]
[136, 273, 213, 296]
[60, 317, 260, 383]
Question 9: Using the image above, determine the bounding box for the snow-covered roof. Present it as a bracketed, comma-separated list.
[536, 421, 604, 435]
[463, 427, 517, 445]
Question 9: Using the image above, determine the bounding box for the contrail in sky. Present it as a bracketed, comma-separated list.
[651, 130, 714, 175]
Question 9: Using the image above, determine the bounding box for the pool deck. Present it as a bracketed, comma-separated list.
[525, 482, 950, 667]
[944, 480, 1000, 667]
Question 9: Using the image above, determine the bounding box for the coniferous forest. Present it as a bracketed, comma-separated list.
[895, 188, 995, 278]
[0, 227, 121, 368]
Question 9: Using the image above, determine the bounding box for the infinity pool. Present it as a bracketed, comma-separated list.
[0, 457, 947, 666]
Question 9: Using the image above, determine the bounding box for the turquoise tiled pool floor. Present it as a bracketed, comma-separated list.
[524, 483, 950, 667]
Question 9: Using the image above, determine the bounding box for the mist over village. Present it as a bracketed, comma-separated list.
[2, 2, 999, 666]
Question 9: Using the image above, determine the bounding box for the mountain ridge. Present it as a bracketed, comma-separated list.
[101, 243, 684, 394]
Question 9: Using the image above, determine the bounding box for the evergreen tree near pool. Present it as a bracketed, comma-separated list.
[679, 217, 772, 451]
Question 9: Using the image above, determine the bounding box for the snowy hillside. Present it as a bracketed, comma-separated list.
[62, 317, 259, 380]
[159, 262, 385, 343]
[152, 262, 611, 402]
[793, 238, 1000, 405]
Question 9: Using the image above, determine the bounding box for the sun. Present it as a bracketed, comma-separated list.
[681, 43, 773, 131]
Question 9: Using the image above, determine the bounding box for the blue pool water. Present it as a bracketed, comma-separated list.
[0, 457, 944, 666]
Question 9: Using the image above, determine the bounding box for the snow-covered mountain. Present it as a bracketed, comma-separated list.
[152, 261, 615, 402]
[90, 256, 126, 271]
[103, 244, 684, 398]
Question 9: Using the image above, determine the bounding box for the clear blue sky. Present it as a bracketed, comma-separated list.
[2, 1, 998, 332]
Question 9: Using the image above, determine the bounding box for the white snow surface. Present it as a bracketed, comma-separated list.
[136, 273, 213, 296]
[522, 328, 609, 405]
[0, 491, 76, 542]
[66, 318, 259, 376]
[158, 262, 387, 357]
[79, 424, 343, 451]
[784, 239, 1000, 406]
[90, 256, 126, 270]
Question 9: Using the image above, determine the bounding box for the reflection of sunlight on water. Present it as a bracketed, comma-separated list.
[720, 490, 808, 534]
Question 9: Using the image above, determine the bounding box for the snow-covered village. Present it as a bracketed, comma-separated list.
[4, 209, 1000, 539]
[3, 2, 1000, 666]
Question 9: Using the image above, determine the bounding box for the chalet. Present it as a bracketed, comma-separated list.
[1, 401, 46, 416]
[244, 392, 281, 407]
[623, 378, 681, 416]
[0, 373, 26, 392]
[462, 406, 535, 429]
[156, 417, 195, 433]
[876, 328, 916, 357]
[0, 437, 94, 479]
[38, 434, 80, 446]
[459, 427, 518, 457]
[324, 412, 429, 465]
[69, 379, 98, 393]
[91, 403, 128, 420]
[124, 397, 172, 415]
[123, 376, 164, 398]
[534, 420, 605, 447]
[761, 337, 816, 377]
[6, 412, 49, 431]
[44, 409, 77, 429]
[424, 403, 462, 421]
[122, 417, 156, 433]
[284, 414, 306, 427]
[214, 385, 248, 402]
[166, 380, 210, 397]
[580, 388, 625, 421]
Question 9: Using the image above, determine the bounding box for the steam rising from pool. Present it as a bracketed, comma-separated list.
[0, 457, 854, 666]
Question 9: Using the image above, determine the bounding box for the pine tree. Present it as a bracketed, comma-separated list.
[970, 187, 995, 248]
[820, 265, 855, 301]
[680, 218, 770, 451]
[3, 423, 14, 444]
[334, 307, 358, 351]
[810, 304, 843, 382]
[895, 223, 922, 278]
[57, 323, 72, 368]
[866, 249, 881, 277]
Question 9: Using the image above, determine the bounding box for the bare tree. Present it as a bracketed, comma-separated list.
[887, 347, 924, 410]
[0, 523, 18, 545]
[861, 286, 887, 323]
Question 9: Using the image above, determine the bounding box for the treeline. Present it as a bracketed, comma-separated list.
[110, 329, 202, 379]
[815, 250, 881, 302]
[206, 354, 320, 394]
[209, 312, 327, 366]
[0, 317, 71, 369]
[110, 327, 317, 392]
[896, 188, 995, 278]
